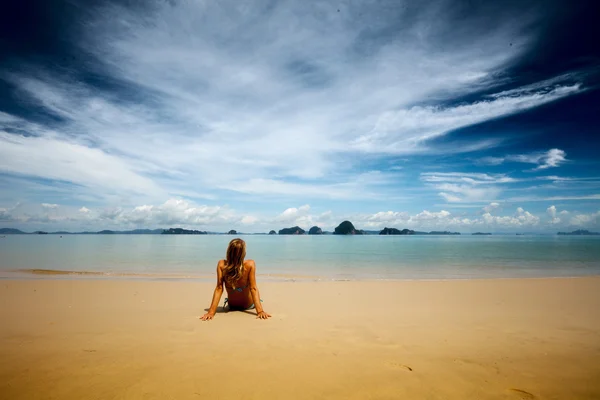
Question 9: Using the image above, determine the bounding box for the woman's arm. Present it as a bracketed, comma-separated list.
[248, 260, 271, 319]
[200, 261, 224, 321]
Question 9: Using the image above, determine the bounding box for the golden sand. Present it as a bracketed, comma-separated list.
[1, 277, 599, 399]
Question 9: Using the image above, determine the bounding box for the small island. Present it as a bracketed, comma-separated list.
[334, 221, 364, 235]
[162, 228, 208, 235]
[227, 230, 237, 235]
[278, 226, 305, 235]
[308, 226, 323, 235]
[558, 230, 599, 236]
[268, 230, 277, 235]
[472, 232, 492, 235]
[379, 227, 414, 235]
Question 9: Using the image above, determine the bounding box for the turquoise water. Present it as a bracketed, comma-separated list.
[0, 235, 599, 280]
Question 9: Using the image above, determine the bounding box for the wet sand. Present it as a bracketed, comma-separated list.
[1, 277, 600, 399]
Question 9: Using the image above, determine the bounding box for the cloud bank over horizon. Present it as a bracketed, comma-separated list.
[0, 0, 598, 232]
[2, 199, 599, 234]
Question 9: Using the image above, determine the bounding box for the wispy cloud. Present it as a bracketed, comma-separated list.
[421, 172, 512, 203]
[0, 131, 163, 200]
[352, 87, 579, 153]
[477, 148, 568, 170]
[421, 172, 517, 185]
[508, 194, 600, 202]
[511, 149, 568, 170]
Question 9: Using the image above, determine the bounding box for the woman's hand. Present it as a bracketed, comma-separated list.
[256, 311, 271, 320]
[200, 312, 215, 321]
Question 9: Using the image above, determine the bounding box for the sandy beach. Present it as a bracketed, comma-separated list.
[1, 277, 600, 399]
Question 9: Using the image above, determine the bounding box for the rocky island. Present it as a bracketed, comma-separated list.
[308, 226, 323, 235]
[278, 226, 305, 235]
[333, 221, 364, 235]
[379, 227, 414, 235]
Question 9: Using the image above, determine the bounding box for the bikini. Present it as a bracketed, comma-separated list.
[223, 282, 262, 310]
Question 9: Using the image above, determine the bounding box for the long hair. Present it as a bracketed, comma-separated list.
[223, 238, 246, 288]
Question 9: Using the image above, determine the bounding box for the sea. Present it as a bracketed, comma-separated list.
[0, 234, 599, 281]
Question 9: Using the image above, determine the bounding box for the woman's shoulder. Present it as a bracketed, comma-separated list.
[243, 259, 256, 268]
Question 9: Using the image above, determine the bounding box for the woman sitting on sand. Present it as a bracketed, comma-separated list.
[201, 238, 271, 320]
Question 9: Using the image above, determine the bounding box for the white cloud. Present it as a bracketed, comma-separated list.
[421, 172, 507, 203]
[274, 204, 312, 226]
[477, 156, 506, 166]
[508, 194, 600, 202]
[240, 216, 258, 225]
[356, 206, 540, 230]
[546, 205, 560, 224]
[41, 203, 59, 209]
[357, 209, 470, 229]
[481, 207, 540, 227]
[477, 148, 568, 171]
[0, 132, 163, 199]
[511, 148, 567, 171]
[4, 198, 599, 233]
[569, 211, 600, 227]
[437, 184, 500, 203]
[92, 199, 236, 228]
[366, 211, 410, 224]
[537, 149, 568, 170]
[439, 192, 462, 203]
[421, 172, 516, 184]
[483, 202, 501, 213]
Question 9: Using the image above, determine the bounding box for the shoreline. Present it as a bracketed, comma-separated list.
[2, 277, 600, 398]
[1, 267, 600, 283]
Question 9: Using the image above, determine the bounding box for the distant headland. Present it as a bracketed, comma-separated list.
[379, 228, 460, 235]
[162, 228, 207, 235]
[557, 230, 599, 235]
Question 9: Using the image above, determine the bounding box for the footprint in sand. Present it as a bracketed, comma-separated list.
[387, 362, 413, 372]
[508, 388, 535, 399]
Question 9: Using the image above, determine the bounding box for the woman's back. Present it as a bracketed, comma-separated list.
[222, 259, 251, 293]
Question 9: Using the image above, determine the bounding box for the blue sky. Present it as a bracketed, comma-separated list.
[0, 0, 599, 233]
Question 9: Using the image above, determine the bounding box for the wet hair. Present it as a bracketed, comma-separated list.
[223, 238, 246, 288]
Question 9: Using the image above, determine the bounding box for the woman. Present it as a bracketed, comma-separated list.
[201, 238, 271, 320]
